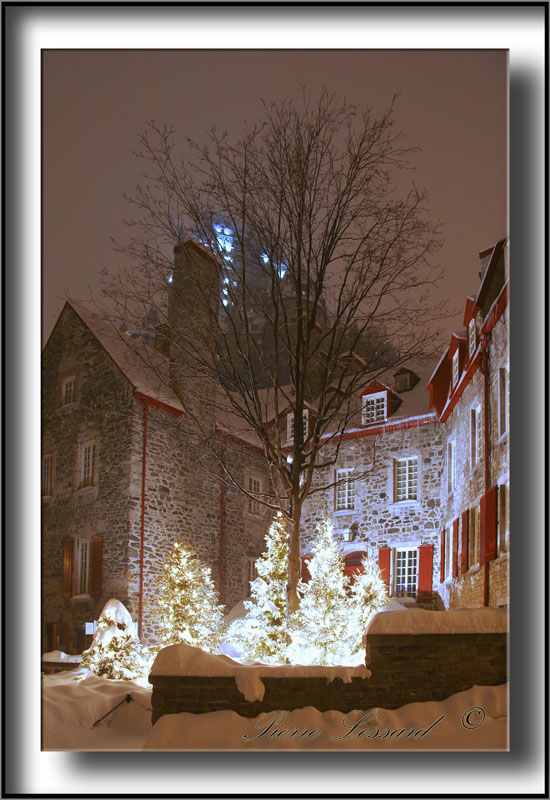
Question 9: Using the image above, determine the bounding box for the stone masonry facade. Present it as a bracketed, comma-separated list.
[42, 239, 509, 653]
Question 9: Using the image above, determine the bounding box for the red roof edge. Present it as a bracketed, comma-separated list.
[133, 390, 185, 417]
[475, 237, 507, 310]
[440, 356, 481, 423]
[482, 281, 509, 335]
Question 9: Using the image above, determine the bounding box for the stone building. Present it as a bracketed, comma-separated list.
[41, 296, 270, 653]
[299, 238, 509, 611]
[42, 236, 509, 652]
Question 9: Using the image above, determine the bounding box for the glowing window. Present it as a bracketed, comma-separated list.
[470, 405, 482, 467]
[468, 319, 476, 358]
[362, 392, 386, 425]
[78, 540, 91, 595]
[447, 438, 456, 493]
[335, 469, 354, 511]
[287, 409, 309, 441]
[394, 548, 418, 597]
[248, 476, 262, 516]
[394, 457, 418, 502]
[77, 439, 97, 490]
[61, 376, 76, 406]
[451, 350, 459, 389]
[42, 454, 53, 497]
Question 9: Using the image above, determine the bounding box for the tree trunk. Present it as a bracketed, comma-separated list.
[287, 502, 302, 615]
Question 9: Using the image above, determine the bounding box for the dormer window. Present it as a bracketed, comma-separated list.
[468, 319, 476, 359]
[451, 351, 459, 389]
[287, 409, 309, 441]
[362, 391, 386, 425]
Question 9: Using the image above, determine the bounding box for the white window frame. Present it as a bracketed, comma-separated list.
[447, 436, 456, 493]
[361, 391, 387, 425]
[497, 477, 509, 554]
[498, 366, 509, 438]
[394, 456, 419, 502]
[77, 539, 91, 595]
[451, 350, 459, 389]
[61, 375, 76, 406]
[76, 438, 97, 491]
[470, 403, 482, 469]
[42, 453, 54, 497]
[444, 524, 453, 580]
[393, 547, 418, 597]
[247, 475, 262, 516]
[469, 504, 481, 567]
[287, 408, 309, 441]
[335, 468, 354, 512]
[468, 319, 476, 359]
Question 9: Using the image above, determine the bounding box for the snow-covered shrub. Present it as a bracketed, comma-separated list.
[288, 517, 351, 666]
[158, 541, 224, 652]
[288, 517, 388, 666]
[80, 599, 148, 680]
[225, 513, 289, 664]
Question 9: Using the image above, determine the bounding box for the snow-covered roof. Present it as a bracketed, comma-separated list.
[63, 301, 184, 415]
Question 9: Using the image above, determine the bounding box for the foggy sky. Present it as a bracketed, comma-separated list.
[42, 49, 507, 344]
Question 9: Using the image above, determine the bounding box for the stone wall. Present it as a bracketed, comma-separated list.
[42, 306, 136, 653]
[300, 418, 445, 592]
[150, 632, 507, 724]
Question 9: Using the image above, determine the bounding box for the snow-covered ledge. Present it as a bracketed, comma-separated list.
[364, 607, 508, 639]
[151, 644, 369, 703]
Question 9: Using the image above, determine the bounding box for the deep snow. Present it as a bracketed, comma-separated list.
[42, 667, 508, 751]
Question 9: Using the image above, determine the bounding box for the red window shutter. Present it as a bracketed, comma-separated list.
[62, 538, 73, 598]
[90, 536, 103, 596]
[480, 487, 498, 565]
[301, 556, 311, 583]
[417, 544, 433, 601]
[452, 518, 459, 578]
[461, 510, 469, 573]
[378, 548, 391, 595]
[439, 529, 445, 583]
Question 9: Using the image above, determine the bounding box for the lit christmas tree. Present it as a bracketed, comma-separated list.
[80, 598, 148, 680]
[288, 516, 351, 666]
[347, 553, 388, 662]
[158, 541, 224, 652]
[226, 513, 289, 664]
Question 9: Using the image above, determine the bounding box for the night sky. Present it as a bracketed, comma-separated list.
[42, 49, 507, 344]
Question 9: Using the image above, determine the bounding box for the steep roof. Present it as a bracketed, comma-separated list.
[53, 301, 184, 415]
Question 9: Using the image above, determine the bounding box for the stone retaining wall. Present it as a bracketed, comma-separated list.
[150, 632, 507, 724]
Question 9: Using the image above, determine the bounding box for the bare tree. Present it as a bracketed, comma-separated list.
[102, 89, 443, 613]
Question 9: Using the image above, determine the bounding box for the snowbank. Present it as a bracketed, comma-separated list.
[366, 607, 508, 636]
[143, 683, 508, 751]
[41, 650, 82, 663]
[150, 643, 370, 702]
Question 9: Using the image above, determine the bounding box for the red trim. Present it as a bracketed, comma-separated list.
[475, 238, 506, 311]
[417, 544, 434, 600]
[439, 530, 445, 584]
[452, 518, 459, 578]
[301, 556, 311, 583]
[360, 380, 389, 397]
[481, 282, 509, 336]
[461, 510, 469, 574]
[219, 445, 225, 604]
[462, 297, 477, 327]
[215, 426, 264, 454]
[138, 401, 149, 639]
[336, 414, 436, 442]
[378, 548, 391, 595]
[439, 356, 480, 423]
[133, 390, 184, 417]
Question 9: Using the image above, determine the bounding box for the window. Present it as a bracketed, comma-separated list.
[61, 376, 76, 406]
[498, 483, 509, 553]
[451, 350, 459, 389]
[468, 319, 476, 359]
[77, 439, 97, 490]
[335, 468, 354, 511]
[78, 540, 91, 595]
[248, 476, 262, 516]
[42, 453, 53, 497]
[247, 557, 258, 591]
[394, 548, 418, 597]
[287, 409, 309, 441]
[469, 505, 480, 566]
[362, 391, 386, 425]
[444, 525, 453, 580]
[394, 456, 418, 502]
[447, 438, 456, 493]
[470, 405, 482, 468]
[498, 367, 508, 437]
